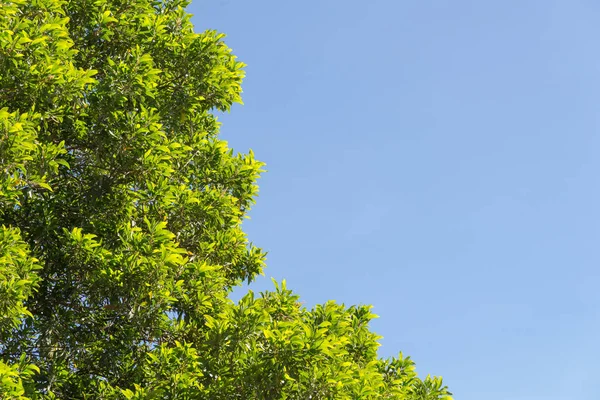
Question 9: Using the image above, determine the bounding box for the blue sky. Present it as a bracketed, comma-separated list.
[191, 1, 600, 399]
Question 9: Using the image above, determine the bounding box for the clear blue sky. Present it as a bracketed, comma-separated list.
[190, 1, 600, 399]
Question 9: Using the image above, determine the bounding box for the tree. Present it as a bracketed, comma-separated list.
[0, 0, 453, 398]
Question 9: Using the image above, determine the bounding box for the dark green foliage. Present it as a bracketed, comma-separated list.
[0, 0, 452, 398]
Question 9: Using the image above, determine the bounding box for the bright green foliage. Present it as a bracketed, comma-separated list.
[0, 0, 453, 398]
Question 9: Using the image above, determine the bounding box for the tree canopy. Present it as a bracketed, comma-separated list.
[0, 0, 453, 398]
